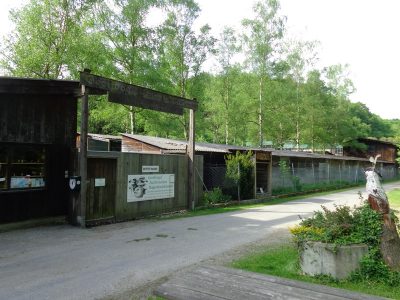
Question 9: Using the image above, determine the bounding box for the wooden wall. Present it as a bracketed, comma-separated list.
[344, 139, 398, 163]
[87, 151, 203, 222]
[121, 136, 162, 153]
[0, 95, 76, 145]
[0, 94, 77, 223]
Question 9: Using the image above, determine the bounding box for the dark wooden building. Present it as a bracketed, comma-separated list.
[0, 77, 80, 224]
[344, 138, 398, 163]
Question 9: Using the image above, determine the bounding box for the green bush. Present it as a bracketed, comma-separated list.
[203, 187, 231, 205]
[292, 203, 382, 246]
[225, 151, 254, 200]
[291, 202, 400, 286]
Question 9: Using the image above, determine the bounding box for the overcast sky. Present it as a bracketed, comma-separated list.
[1, 0, 399, 120]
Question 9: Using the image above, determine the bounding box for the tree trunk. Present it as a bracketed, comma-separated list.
[258, 78, 263, 148]
[366, 169, 400, 271]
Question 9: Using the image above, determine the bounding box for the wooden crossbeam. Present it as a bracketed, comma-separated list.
[108, 92, 183, 115]
[80, 72, 197, 115]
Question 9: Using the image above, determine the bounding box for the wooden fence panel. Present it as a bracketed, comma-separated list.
[86, 158, 117, 223]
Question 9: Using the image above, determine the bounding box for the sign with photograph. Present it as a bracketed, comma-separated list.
[127, 174, 175, 202]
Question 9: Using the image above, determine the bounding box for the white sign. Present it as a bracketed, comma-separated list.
[95, 178, 106, 187]
[142, 165, 159, 173]
[127, 174, 175, 202]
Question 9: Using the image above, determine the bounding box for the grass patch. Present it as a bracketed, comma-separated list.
[232, 244, 400, 299]
[388, 189, 400, 211]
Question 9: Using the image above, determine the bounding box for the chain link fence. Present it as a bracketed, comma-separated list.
[272, 157, 398, 195]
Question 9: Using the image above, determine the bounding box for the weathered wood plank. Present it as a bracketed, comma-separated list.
[80, 72, 198, 110]
[155, 283, 228, 300]
[79, 85, 88, 227]
[164, 269, 338, 300]
[109, 92, 184, 115]
[187, 109, 195, 210]
[155, 266, 385, 300]
[0, 77, 81, 96]
[203, 266, 383, 300]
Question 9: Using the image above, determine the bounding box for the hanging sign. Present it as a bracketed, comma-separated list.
[127, 174, 175, 202]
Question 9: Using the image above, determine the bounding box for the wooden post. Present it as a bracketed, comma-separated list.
[267, 153, 272, 195]
[187, 109, 195, 210]
[79, 83, 88, 227]
[254, 153, 257, 198]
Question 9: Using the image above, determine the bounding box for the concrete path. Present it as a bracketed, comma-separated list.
[1, 182, 399, 300]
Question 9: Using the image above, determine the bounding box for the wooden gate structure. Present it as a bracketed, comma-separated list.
[75, 71, 198, 227]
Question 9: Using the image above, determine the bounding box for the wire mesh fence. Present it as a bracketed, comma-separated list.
[272, 157, 398, 195]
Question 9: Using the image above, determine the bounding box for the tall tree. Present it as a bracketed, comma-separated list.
[242, 0, 286, 147]
[155, 0, 216, 138]
[95, 0, 162, 134]
[284, 39, 319, 149]
[1, 0, 102, 79]
[215, 27, 241, 144]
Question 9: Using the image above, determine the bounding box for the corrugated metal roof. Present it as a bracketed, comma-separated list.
[121, 134, 271, 153]
[120, 134, 394, 164]
[77, 133, 122, 142]
[272, 150, 388, 163]
[88, 133, 122, 141]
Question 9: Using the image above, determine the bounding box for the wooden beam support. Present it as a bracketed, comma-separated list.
[109, 92, 183, 115]
[78, 84, 88, 228]
[187, 109, 195, 210]
[80, 72, 198, 113]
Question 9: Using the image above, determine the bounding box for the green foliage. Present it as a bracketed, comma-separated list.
[225, 151, 254, 200]
[278, 159, 302, 192]
[2, 0, 398, 144]
[1, 0, 105, 79]
[202, 187, 231, 205]
[291, 203, 382, 246]
[388, 189, 400, 211]
[291, 202, 400, 286]
[232, 244, 400, 299]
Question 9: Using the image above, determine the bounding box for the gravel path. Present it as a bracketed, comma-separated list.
[1, 182, 399, 300]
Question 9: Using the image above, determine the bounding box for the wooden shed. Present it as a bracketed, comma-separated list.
[344, 138, 398, 162]
[0, 77, 80, 224]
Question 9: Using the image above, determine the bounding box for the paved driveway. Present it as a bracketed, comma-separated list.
[1, 182, 399, 300]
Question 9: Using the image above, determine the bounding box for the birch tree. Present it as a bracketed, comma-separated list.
[242, 0, 285, 147]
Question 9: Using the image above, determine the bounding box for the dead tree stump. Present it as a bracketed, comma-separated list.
[365, 156, 400, 271]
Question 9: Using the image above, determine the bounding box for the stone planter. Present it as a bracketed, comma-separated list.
[300, 241, 368, 279]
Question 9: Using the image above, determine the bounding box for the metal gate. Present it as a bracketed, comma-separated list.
[86, 158, 116, 225]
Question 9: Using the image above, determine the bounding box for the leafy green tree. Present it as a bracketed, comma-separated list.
[155, 0, 216, 138]
[1, 0, 103, 79]
[242, 0, 286, 147]
[95, 0, 163, 134]
[225, 151, 254, 200]
[301, 70, 334, 151]
[349, 102, 392, 138]
[284, 39, 319, 149]
[215, 27, 241, 144]
[265, 77, 297, 148]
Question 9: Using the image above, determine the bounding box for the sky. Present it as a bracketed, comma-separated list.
[0, 0, 399, 120]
